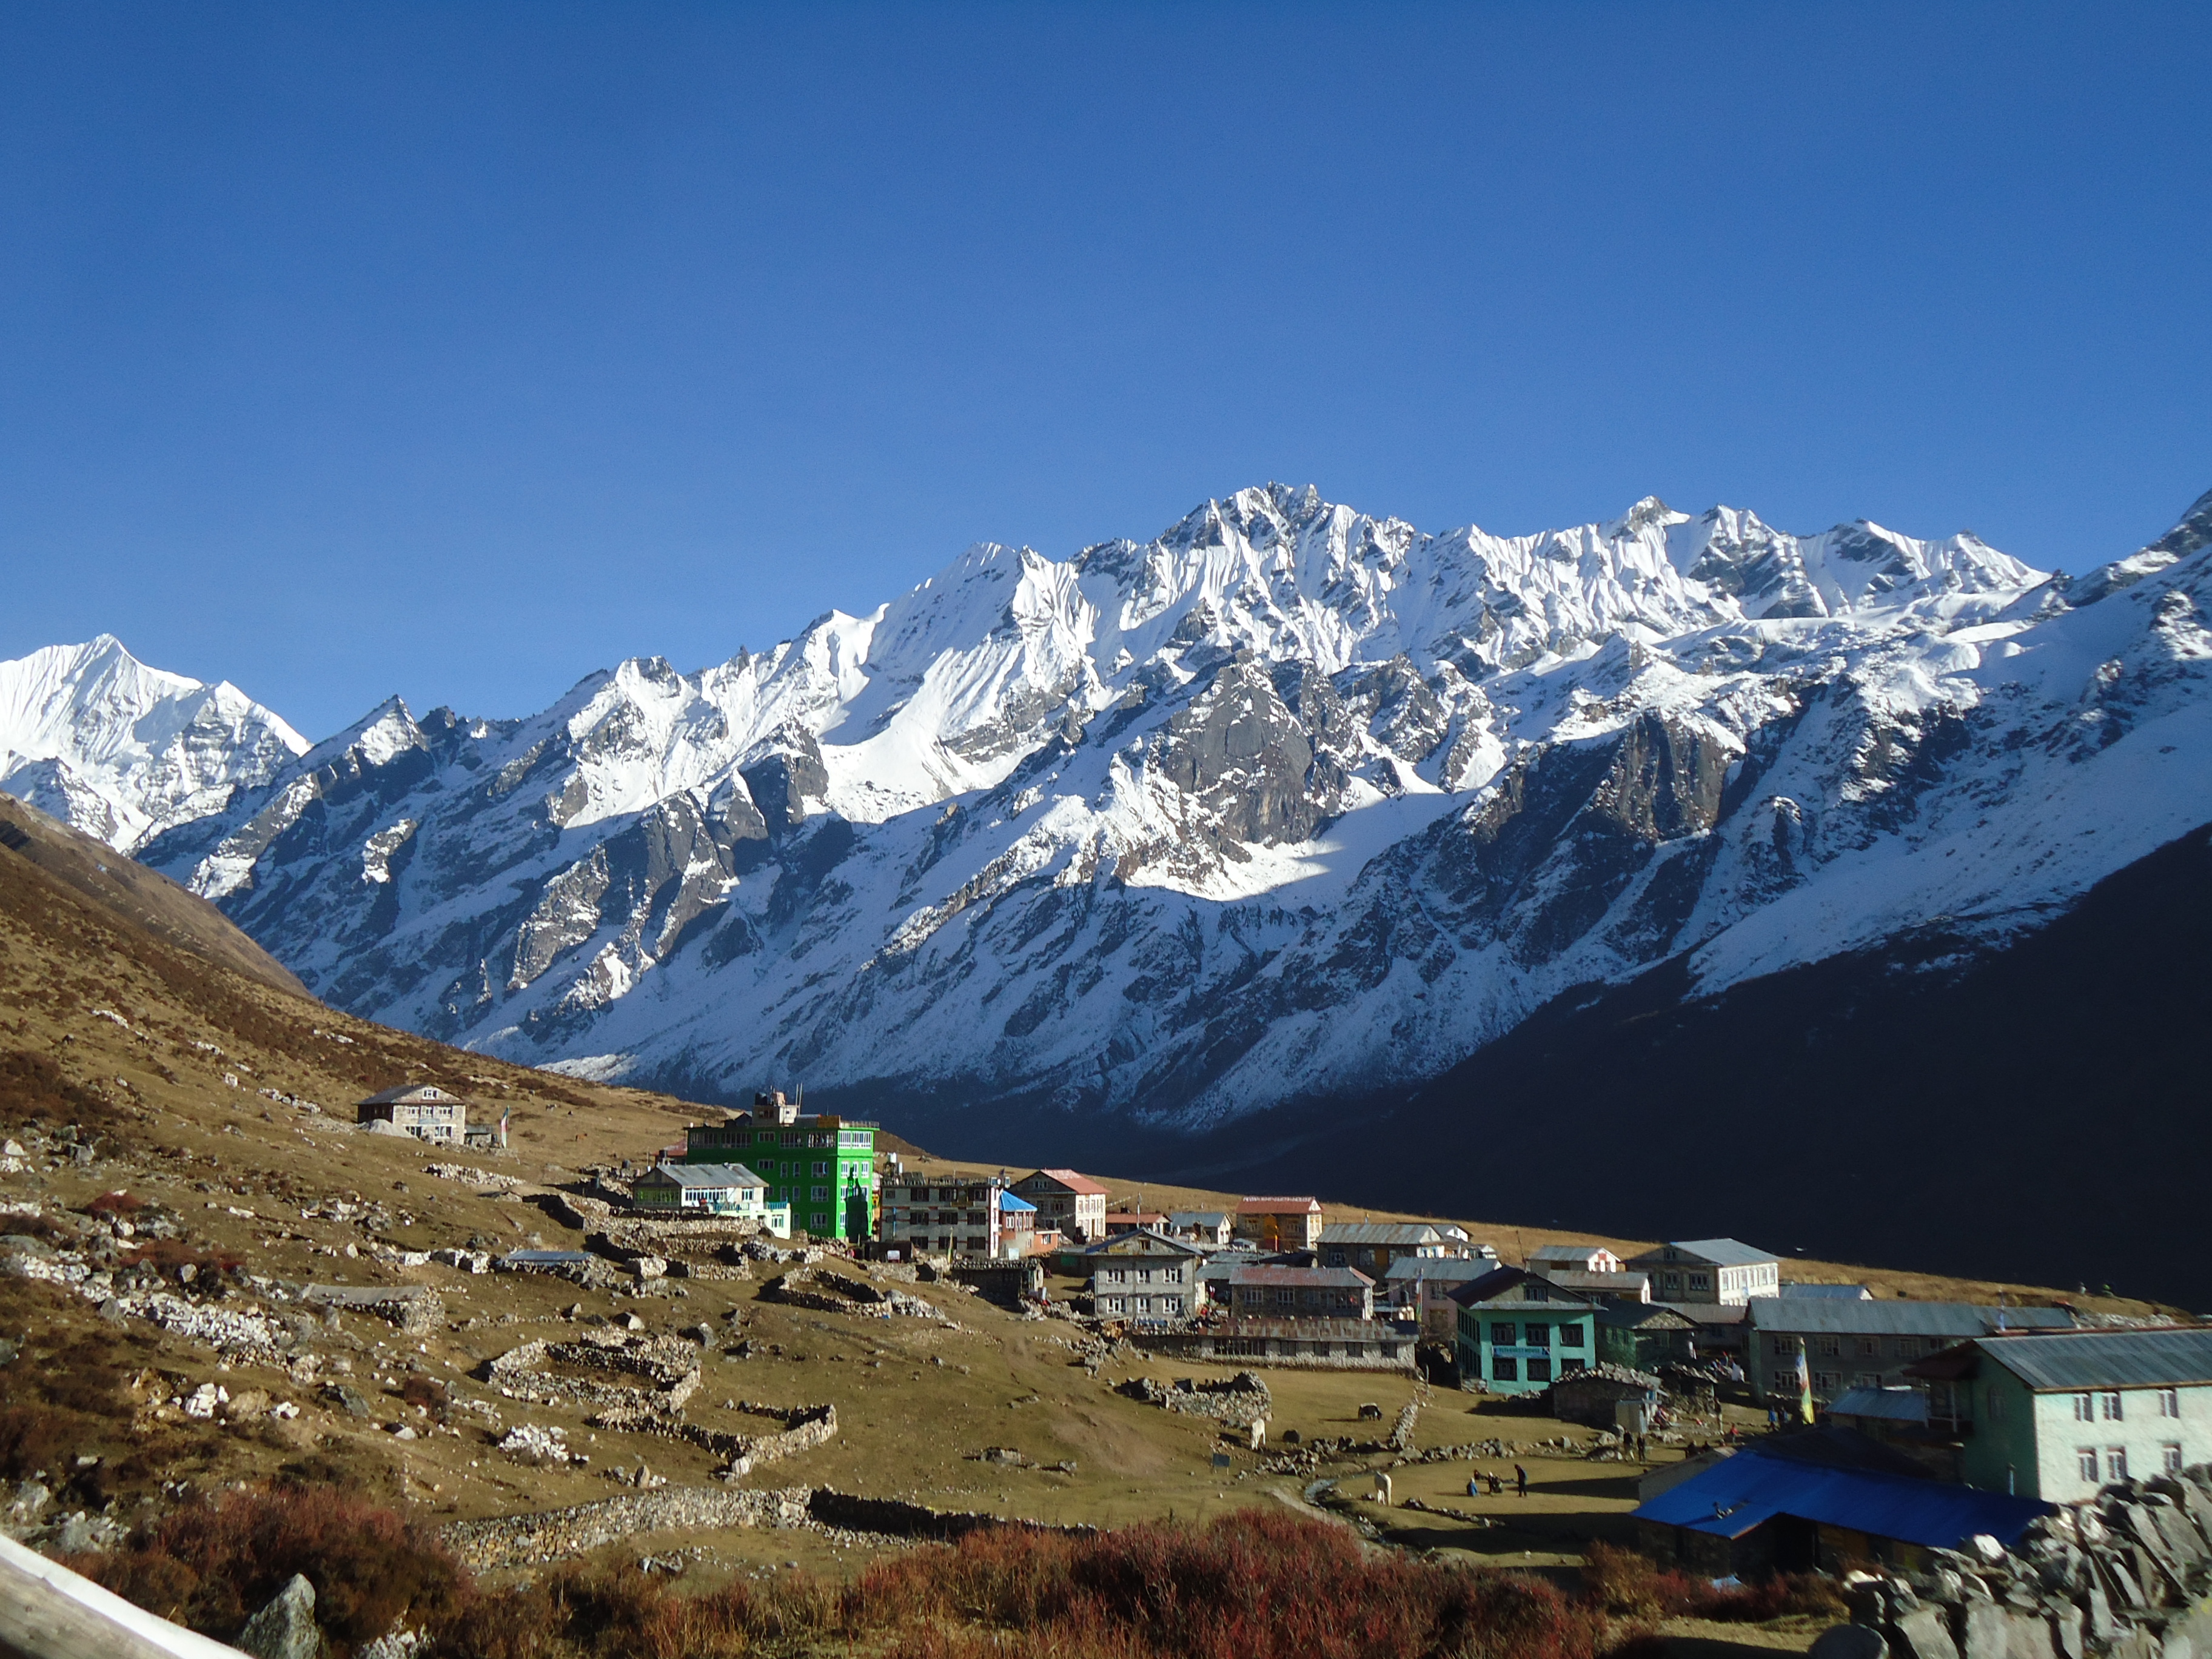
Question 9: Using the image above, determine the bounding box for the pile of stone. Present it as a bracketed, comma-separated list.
[1844, 1464, 2212, 1659]
[1116, 1372, 1272, 1430]
[300, 1283, 444, 1336]
[496, 1423, 575, 1467]
[424, 1164, 522, 1190]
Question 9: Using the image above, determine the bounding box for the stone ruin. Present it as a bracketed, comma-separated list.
[758, 1265, 952, 1324]
[1843, 1464, 2212, 1659]
[480, 1329, 834, 1481]
[1116, 1370, 1272, 1430]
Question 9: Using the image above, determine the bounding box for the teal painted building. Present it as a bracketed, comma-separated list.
[1909, 1328, 2212, 1501]
[683, 1091, 877, 1242]
[1450, 1266, 1599, 1393]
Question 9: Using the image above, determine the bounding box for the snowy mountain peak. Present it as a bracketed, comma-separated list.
[0, 636, 306, 851]
[12, 482, 2210, 1140]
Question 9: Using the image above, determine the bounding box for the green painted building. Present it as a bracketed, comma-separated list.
[1449, 1266, 1600, 1394]
[683, 1091, 877, 1242]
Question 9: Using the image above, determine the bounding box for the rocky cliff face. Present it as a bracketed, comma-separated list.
[10, 484, 2212, 1128]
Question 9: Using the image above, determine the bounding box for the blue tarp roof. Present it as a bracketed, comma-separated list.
[1632, 1446, 2052, 1548]
[998, 1193, 1037, 1213]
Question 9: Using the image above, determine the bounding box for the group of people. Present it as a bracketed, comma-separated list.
[1467, 1466, 1530, 1498]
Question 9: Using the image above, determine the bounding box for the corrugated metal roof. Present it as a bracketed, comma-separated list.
[1826, 1387, 1932, 1424]
[1168, 1211, 1230, 1225]
[1633, 1444, 2052, 1547]
[640, 1161, 762, 1188]
[1979, 1327, 2212, 1390]
[1236, 1196, 1321, 1214]
[1780, 1284, 1874, 1300]
[1229, 1265, 1374, 1289]
[1382, 1257, 1496, 1284]
[1749, 1299, 2074, 1336]
[1022, 1168, 1108, 1195]
[1321, 1222, 1444, 1246]
[1634, 1238, 1779, 1269]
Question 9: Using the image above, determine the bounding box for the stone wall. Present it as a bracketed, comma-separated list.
[1844, 1464, 2212, 1659]
[1116, 1372, 1272, 1429]
[443, 1486, 812, 1570]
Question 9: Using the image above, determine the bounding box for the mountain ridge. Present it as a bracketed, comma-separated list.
[4, 483, 2208, 1134]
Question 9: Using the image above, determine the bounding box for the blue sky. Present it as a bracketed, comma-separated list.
[2, 2, 2207, 739]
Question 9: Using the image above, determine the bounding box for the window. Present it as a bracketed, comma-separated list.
[2160, 1389, 2180, 1419]
[2165, 1444, 2185, 1475]
[811, 1186, 828, 1201]
[1105, 1268, 1125, 1284]
[2107, 1447, 2129, 1481]
[1814, 1372, 1840, 1393]
[1527, 1358, 1553, 1382]
[1817, 1336, 1842, 1358]
[1857, 1338, 1880, 1358]
[1489, 1322, 1517, 1346]
[1525, 1324, 1550, 1349]
[2102, 1393, 2124, 1421]
[812, 1161, 829, 1176]
[2074, 1393, 2096, 1423]
[1689, 1273, 1710, 1290]
[1162, 1267, 1183, 1283]
[2079, 1448, 2100, 1483]
[1772, 1335, 1795, 1356]
[1103, 1296, 1123, 1313]
[1134, 1296, 1151, 1313]
[1772, 1370, 1797, 1392]
[1493, 1356, 1519, 1382]
[1558, 1324, 1584, 1349]
[809, 1212, 828, 1230]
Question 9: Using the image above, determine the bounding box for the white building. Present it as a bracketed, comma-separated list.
[357, 1084, 466, 1144]
[879, 1171, 1025, 1259]
[1626, 1239, 1782, 1305]
[631, 1161, 789, 1235]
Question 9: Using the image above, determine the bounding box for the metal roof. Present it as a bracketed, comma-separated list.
[1229, 1265, 1374, 1289]
[1236, 1196, 1321, 1214]
[1167, 1211, 1230, 1226]
[1826, 1387, 1932, 1424]
[1527, 1244, 1616, 1262]
[1382, 1256, 1496, 1284]
[1633, 1443, 2053, 1548]
[1748, 1299, 2074, 1336]
[1779, 1284, 1874, 1300]
[1633, 1238, 1778, 1269]
[1320, 1222, 1444, 1246]
[360, 1084, 452, 1105]
[1447, 1266, 1598, 1312]
[639, 1161, 762, 1188]
[1977, 1327, 2212, 1391]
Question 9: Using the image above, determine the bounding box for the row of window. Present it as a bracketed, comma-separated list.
[1492, 1356, 1555, 1382]
[1098, 1295, 1186, 1315]
[1099, 1266, 1183, 1284]
[893, 1209, 990, 1227]
[2078, 1446, 2186, 1482]
[2070, 1389, 2180, 1423]
[1770, 1333, 1930, 1360]
[1482, 1321, 1586, 1349]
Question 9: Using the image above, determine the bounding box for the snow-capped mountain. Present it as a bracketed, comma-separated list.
[0, 636, 307, 853]
[13, 483, 2212, 1133]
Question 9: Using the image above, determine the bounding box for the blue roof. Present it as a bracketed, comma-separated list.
[1633, 1445, 2051, 1548]
[997, 1193, 1037, 1213]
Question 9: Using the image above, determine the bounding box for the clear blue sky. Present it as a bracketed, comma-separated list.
[2, 2, 2206, 739]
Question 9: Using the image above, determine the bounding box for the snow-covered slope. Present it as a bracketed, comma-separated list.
[0, 637, 307, 852]
[19, 484, 2212, 1129]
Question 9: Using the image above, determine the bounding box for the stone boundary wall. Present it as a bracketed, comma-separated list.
[759, 1267, 951, 1324]
[587, 1403, 837, 1478]
[442, 1483, 1090, 1570]
[443, 1487, 811, 1570]
[482, 1336, 702, 1415]
[805, 1490, 1094, 1542]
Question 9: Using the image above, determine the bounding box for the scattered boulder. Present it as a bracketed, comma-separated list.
[236, 1573, 321, 1659]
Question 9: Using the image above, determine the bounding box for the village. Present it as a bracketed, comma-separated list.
[3, 799, 2212, 1659]
[367, 1081, 2212, 1598]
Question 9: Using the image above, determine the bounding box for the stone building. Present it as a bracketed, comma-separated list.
[1081, 1230, 1205, 1321]
[1748, 1298, 2075, 1406]
[1227, 1264, 1375, 1321]
[357, 1084, 466, 1144]
[1133, 1317, 1418, 1373]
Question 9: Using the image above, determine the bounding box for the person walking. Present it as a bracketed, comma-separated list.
[1514, 1464, 1529, 1498]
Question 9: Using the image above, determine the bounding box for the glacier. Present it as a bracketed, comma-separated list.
[5, 481, 2210, 1131]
